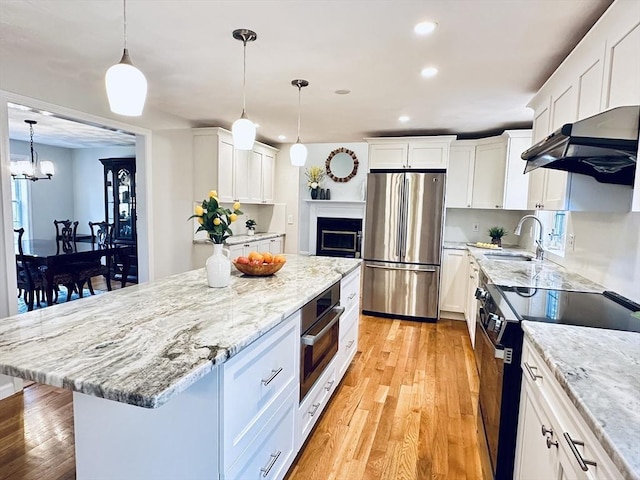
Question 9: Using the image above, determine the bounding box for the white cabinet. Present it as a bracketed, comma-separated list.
[446, 143, 475, 208]
[447, 131, 531, 210]
[465, 255, 479, 348]
[440, 249, 468, 313]
[525, 0, 639, 212]
[193, 127, 278, 205]
[366, 136, 456, 170]
[514, 336, 624, 480]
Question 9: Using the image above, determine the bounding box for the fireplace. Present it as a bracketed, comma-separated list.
[316, 217, 362, 258]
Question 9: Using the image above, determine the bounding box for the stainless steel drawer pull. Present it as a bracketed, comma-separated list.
[324, 380, 335, 392]
[541, 425, 553, 436]
[564, 432, 597, 471]
[260, 450, 282, 477]
[546, 436, 558, 449]
[309, 402, 321, 417]
[346, 340, 355, 349]
[524, 362, 542, 381]
[348, 292, 356, 300]
[261, 367, 283, 386]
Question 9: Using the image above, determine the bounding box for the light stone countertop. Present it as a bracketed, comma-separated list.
[0, 255, 360, 409]
[193, 232, 284, 246]
[522, 322, 640, 480]
[443, 242, 605, 292]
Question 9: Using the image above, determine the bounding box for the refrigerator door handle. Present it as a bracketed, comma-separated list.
[399, 176, 408, 259]
[395, 176, 404, 258]
[365, 264, 438, 273]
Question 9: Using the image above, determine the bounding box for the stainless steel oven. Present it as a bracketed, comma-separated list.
[300, 281, 344, 401]
[474, 272, 522, 480]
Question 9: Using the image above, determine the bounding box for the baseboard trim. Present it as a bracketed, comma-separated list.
[440, 310, 465, 321]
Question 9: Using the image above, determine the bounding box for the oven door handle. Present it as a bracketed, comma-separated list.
[301, 306, 345, 346]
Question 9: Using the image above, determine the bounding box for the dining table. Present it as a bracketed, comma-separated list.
[18, 239, 133, 305]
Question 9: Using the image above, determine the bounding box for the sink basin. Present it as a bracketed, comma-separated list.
[484, 253, 533, 262]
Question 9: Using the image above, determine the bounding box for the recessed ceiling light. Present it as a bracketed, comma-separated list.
[335, 89, 351, 95]
[40, 110, 54, 116]
[253, 123, 260, 128]
[8, 102, 31, 111]
[399, 115, 410, 123]
[278, 135, 286, 141]
[421, 66, 438, 78]
[414, 21, 437, 35]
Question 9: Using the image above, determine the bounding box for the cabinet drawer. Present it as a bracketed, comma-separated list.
[222, 314, 299, 467]
[337, 312, 358, 380]
[340, 268, 361, 317]
[226, 389, 297, 480]
[298, 363, 336, 445]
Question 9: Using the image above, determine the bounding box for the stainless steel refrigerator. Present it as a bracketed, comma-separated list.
[362, 171, 445, 321]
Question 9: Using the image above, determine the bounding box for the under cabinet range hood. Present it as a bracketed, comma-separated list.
[522, 105, 640, 185]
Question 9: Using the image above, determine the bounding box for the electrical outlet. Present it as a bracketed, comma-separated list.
[568, 234, 575, 251]
[473, 223, 479, 232]
[287, 214, 293, 225]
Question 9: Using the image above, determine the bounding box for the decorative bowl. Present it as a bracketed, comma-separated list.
[232, 260, 285, 276]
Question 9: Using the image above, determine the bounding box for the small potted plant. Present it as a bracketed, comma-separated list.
[245, 219, 257, 236]
[488, 226, 507, 247]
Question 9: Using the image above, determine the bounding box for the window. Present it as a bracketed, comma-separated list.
[11, 178, 29, 233]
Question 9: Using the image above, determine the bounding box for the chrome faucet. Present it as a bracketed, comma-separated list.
[514, 215, 545, 261]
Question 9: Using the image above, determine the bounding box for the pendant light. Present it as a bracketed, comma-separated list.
[290, 79, 309, 167]
[232, 29, 257, 150]
[11, 120, 55, 181]
[105, 0, 147, 116]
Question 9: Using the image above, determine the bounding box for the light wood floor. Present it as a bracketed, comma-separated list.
[285, 316, 483, 480]
[0, 315, 482, 480]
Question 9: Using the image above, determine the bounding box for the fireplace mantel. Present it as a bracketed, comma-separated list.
[307, 200, 366, 255]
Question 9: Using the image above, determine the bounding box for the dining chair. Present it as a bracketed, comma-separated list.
[77, 221, 113, 293]
[14, 228, 45, 311]
[54, 219, 79, 253]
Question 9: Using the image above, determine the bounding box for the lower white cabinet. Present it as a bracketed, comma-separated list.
[515, 337, 624, 480]
[465, 255, 479, 348]
[440, 249, 468, 313]
[297, 364, 336, 448]
[226, 236, 284, 258]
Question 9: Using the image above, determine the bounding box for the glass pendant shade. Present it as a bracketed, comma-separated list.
[40, 161, 55, 177]
[232, 114, 257, 150]
[105, 50, 147, 116]
[290, 142, 308, 167]
[11, 161, 33, 176]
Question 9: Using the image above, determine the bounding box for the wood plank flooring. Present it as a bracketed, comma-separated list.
[0, 315, 482, 480]
[285, 316, 482, 480]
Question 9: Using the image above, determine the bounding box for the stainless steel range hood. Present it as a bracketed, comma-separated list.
[521, 106, 639, 186]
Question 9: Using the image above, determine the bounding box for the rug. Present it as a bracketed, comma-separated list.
[17, 289, 104, 315]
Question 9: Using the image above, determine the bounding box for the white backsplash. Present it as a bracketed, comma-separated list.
[444, 208, 534, 247]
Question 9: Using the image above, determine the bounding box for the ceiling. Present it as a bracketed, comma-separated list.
[1, 0, 613, 148]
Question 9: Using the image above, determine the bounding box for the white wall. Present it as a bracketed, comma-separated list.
[10, 139, 75, 241]
[297, 142, 368, 253]
[72, 146, 135, 234]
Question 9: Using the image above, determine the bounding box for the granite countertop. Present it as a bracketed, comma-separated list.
[443, 242, 605, 292]
[522, 322, 640, 480]
[0, 255, 360, 409]
[193, 232, 284, 246]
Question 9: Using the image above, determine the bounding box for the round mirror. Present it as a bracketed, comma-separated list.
[326, 148, 359, 183]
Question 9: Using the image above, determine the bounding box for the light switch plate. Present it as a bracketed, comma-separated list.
[473, 223, 479, 232]
[287, 215, 293, 225]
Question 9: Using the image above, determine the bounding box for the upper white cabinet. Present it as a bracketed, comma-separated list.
[366, 136, 456, 170]
[447, 131, 532, 210]
[193, 128, 279, 205]
[525, 0, 639, 212]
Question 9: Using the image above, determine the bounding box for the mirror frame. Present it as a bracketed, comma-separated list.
[325, 147, 359, 183]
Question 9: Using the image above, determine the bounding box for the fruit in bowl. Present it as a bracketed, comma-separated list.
[233, 251, 286, 276]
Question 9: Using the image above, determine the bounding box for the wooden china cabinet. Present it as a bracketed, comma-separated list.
[100, 157, 138, 284]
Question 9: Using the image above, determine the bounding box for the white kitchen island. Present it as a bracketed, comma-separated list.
[0, 254, 362, 480]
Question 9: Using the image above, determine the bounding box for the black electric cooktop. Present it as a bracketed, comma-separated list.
[497, 286, 640, 333]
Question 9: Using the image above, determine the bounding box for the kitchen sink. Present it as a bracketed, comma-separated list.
[484, 253, 533, 262]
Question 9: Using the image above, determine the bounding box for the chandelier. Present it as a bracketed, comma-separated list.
[11, 120, 55, 181]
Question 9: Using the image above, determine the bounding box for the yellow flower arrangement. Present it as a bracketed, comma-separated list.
[305, 165, 325, 189]
[190, 190, 243, 244]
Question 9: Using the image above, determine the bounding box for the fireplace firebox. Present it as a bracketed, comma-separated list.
[316, 217, 362, 258]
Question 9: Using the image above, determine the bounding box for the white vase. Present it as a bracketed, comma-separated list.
[247, 229, 255, 236]
[206, 243, 231, 288]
